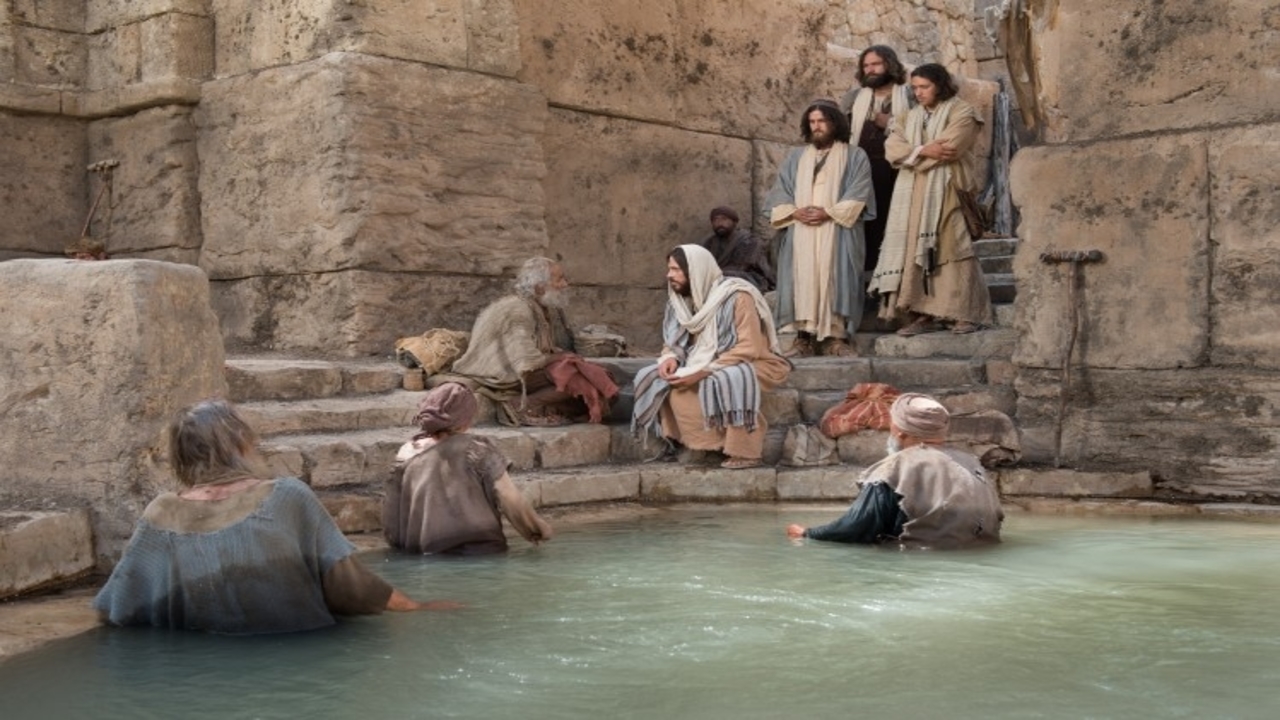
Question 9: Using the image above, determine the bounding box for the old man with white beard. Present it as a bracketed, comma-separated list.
[631, 245, 791, 469]
[786, 393, 1002, 548]
[449, 256, 618, 427]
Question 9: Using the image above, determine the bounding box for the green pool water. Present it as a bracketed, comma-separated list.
[3, 508, 1278, 719]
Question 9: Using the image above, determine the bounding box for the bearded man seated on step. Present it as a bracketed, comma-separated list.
[786, 393, 1002, 549]
[445, 256, 619, 427]
[630, 245, 791, 470]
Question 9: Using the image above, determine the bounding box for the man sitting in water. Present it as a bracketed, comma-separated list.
[786, 393, 1002, 548]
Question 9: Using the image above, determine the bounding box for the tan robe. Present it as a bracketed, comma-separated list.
[880, 101, 993, 325]
[659, 294, 791, 459]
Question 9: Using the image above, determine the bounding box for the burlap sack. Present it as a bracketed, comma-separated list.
[780, 424, 838, 467]
[394, 329, 470, 376]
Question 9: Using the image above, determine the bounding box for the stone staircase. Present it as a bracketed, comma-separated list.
[976, 236, 1018, 304]
[225, 320, 1021, 532]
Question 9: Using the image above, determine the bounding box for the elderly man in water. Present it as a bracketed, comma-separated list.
[786, 393, 1002, 548]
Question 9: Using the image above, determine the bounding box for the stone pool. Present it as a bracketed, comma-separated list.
[2, 507, 1278, 719]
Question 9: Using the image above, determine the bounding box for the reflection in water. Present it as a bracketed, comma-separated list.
[3, 510, 1280, 719]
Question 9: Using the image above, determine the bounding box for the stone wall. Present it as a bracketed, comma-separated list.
[0, 260, 227, 566]
[1006, 0, 1280, 498]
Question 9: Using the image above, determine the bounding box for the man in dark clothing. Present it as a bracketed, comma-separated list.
[786, 393, 1002, 549]
[700, 206, 775, 292]
[837, 45, 915, 276]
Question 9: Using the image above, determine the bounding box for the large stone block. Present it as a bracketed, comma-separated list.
[0, 511, 94, 600]
[565, 285, 667, 357]
[212, 0, 520, 78]
[87, 0, 208, 32]
[0, 112, 86, 255]
[0, 260, 227, 566]
[86, 12, 211, 95]
[1024, 0, 1279, 143]
[640, 465, 776, 502]
[543, 108, 753, 289]
[776, 467, 860, 500]
[1015, 367, 1280, 498]
[1208, 126, 1280, 369]
[8, 0, 85, 32]
[11, 23, 83, 87]
[514, 0, 843, 140]
[210, 270, 509, 356]
[198, 54, 549, 281]
[86, 106, 201, 263]
[999, 468, 1153, 499]
[1010, 137, 1210, 369]
[538, 467, 641, 506]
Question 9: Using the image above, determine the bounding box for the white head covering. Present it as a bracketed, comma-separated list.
[666, 244, 782, 376]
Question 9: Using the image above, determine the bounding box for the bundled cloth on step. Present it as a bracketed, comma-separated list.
[820, 382, 902, 438]
[545, 354, 619, 423]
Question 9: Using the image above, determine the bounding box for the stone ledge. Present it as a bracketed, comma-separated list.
[998, 468, 1154, 498]
[0, 511, 95, 600]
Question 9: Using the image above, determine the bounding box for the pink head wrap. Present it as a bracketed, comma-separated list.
[413, 382, 478, 437]
[889, 393, 950, 442]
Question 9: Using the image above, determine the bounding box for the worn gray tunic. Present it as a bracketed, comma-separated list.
[94, 478, 389, 634]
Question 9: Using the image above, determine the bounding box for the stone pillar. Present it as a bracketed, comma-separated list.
[0, 259, 227, 566]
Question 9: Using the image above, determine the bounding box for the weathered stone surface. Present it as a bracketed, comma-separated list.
[11, 23, 83, 87]
[199, 54, 548, 280]
[529, 424, 612, 469]
[86, 12, 212, 94]
[225, 359, 344, 402]
[537, 467, 641, 506]
[836, 431, 886, 466]
[515, 0, 843, 141]
[948, 410, 1021, 467]
[0, 112, 85, 256]
[212, 0, 520, 79]
[1023, 0, 1280, 143]
[640, 465, 776, 501]
[86, 0, 208, 32]
[800, 390, 844, 423]
[543, 108, 753, 290]
[1010, 137, 1210, 369]
[211, 271, 510, 357]
[776, 467, 861, 500]
[0, 511, 94, 599]
[341, 363, 404, 396]
[873, 327, 1016, 360]
[1015, 367, 1280, 496]
[871, 358, 985, 388]
[259, 443, 305, 480]
[472, 427, 538, 470]
[8, 0, 85, 32]
[1003, 498, 1199, 517]
[999, 468, 1153, 498]
[85, 106, 200, 262]
[0, 260, 226, 565]
[566, 285, 667, 356]
[762, 389, 801, 426]
[786, 358, 874, 391]
[237, 393, 420, 437]
[1209, 126, 1280, 369]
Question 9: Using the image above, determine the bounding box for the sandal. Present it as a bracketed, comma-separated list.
[721, 457, 763, 470]
[896, 318, 940, 337]
[951, 321, 981, 334]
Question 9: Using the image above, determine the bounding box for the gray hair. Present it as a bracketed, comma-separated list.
[167, 400, 266, 487]
[513, 256, 558, 298]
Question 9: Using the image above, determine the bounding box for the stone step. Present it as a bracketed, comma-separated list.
[980, 254, 1013, 275]
[872, 327, 1016, 360]
[985, 272, 1017, 304]
[226, 356, 404, 403]
[973, 237, 1019, 257]
[239, 392, 425, 437]
[0, 511, 95, 600]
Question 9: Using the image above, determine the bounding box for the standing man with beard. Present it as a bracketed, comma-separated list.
[767, 100, 875, 358]
[839, 45, 915, 277]
[700, 206, 775, 292]
[448, 257, 619, 427]
[631, 245, 790, 469]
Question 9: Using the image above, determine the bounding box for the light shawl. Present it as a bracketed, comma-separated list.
[846, 83, 912, 147]
[869, 97, 958, 297]
[631, 245, 778, 436]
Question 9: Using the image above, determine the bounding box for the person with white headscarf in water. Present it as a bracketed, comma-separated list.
[631, 245, 791, 470]
[786, 393, 1002, 548]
